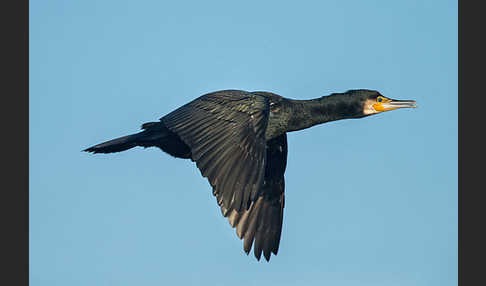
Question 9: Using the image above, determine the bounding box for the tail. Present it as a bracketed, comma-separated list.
[83, 121, 192, 158]
[83, 132, 143, 154]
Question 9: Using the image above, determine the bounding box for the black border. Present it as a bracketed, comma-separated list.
[2, 0, 29, 285]
[459, 1, 481, 285]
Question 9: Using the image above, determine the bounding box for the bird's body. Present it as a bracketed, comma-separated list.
[84, 89, 416, 261]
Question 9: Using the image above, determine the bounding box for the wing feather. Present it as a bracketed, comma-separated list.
[227, 134, 288, 261]
[163, 90, 287, 261]
[162, 90, 270, 213]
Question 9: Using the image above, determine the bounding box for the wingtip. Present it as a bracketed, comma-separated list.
[243, 243, 273, 262]
[263, 252, 271, 262]
[254, 251, 262, 261]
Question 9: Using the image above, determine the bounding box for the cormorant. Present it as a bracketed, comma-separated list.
[84, 89, 417, 261]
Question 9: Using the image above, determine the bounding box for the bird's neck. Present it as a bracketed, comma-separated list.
[284, 94, 364, 133]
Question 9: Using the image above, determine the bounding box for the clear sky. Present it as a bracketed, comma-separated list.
[30, 1, 457, 285]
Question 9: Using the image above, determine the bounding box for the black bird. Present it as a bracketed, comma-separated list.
[84, 89, 417, 261]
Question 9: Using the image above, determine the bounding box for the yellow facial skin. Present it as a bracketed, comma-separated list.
[365, 96, 417, 115]
[373, 96, 396, 112]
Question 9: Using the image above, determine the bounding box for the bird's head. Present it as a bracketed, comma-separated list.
[346, 89, 417, 116]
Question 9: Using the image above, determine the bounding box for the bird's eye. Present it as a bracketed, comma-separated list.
[377, 97, 383, 103]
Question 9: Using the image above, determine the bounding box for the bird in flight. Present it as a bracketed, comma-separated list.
[84, 89, 417, 261]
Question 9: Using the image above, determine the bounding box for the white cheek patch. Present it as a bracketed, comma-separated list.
[363, 99, 378, 115]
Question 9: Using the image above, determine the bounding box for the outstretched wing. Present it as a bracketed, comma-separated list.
[162, 90, 270, 213]
[225, 134, 288, 261]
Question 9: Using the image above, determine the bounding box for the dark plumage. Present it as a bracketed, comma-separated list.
[84, 89, 416, 261]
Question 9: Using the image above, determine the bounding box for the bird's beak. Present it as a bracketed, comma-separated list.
[374, 99, 417, 112]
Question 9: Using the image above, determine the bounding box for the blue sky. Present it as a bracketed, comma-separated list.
[30, 1, 457, 285]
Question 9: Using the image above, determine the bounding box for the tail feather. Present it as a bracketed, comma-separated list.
[83, 133, 142, 154]
[83, 121, 192, 158]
